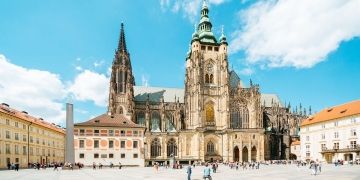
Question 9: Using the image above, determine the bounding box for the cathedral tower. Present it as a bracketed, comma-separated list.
[185, 1, 229, 130]
[108, 23, 135, 119]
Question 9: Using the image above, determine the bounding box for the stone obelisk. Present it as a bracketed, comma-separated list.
[65, 103, 75, 164]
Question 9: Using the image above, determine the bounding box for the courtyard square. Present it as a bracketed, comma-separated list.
[1, 164, 359, 180]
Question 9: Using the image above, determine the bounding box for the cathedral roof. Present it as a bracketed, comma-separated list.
[75, 113, 143, 128]
[301, 99, 360, 126]
[261, 94, 284, 107]
[134, 86, 184, 103]
[229, 70, 240, 88]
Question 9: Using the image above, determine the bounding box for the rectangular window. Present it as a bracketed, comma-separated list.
[6, 119, 10, 125]
[351, 141, 357, 149]
[101, 154, 107, 158]
[23, 135, 27, 142]
[15, 122, 18, 127]
[333, 142, 339, 149]
[334, 132, 339, 138]
[6, 131, 10, 139]
[133, 153, 138, 158]
[109, 140, 114, 148]
[79, 140, 85, 148]
[94, 140, 99, 148]
[94, 129, 99, 136]
[79, 153, 84, 158]
[121, 153, 125, 158]
[133, 131, 138, 137]
[214, 47, 219, 51]
[109, 154, 114, 158]
[30, 147, 33, 155]
[6, 144, 10, 154]
[94, 153, 99, 158]
[23, 146, 27, 155]
[23, 124, 26, 129]
[321, 124, 325, 129]
[201, 46, 206, 50]
[133, 141, 138, 148]
[36, 138, 39, 144]
[321, 144, 326, 150]
[351, 129, 357, 136]
[321, 134, 325, 140]
[109, 130, 114, 136]
[120, 130, 125, 136]
[15, 145, 19, 154]
[207, 46, 213, 51]
[80, 129, 85, 135]
[30, 136, 33, 143]
[306, 136, 309, 141]
[121, 141, 125, 148]
[334, 121, 338, 127]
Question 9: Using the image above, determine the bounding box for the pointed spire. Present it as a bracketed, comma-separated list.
[309, 106, 312, 115]
[118, 23, 127, 53]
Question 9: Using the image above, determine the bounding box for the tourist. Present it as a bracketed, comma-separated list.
[15, 163, 19, 171]
[212, 163, 216, 173]
[54, 163, 58, 171]
[110, 162, 113, 168]
[93, 162, 96, 170]
[187, 164, 192, 180]
[203, 163, 212, 180]
[119, 162, 122, 169]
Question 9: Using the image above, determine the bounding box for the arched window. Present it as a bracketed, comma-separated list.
[119, 70, 123, 93]
[151, 138, 161, 157]
[207, 141, 215, 154]
[166, 113, 175, 132]
[205, 74, 210, 83]
[230, 111, 241, 128]
[167, 138, 177, 157]
[151, 111, 161, 132]
[117, 106, 123, 114]
[209, 74, 214, 83]
[205, 102, 215, 124]
[240, 107, 249, 128]
[136, 112, 145, 126]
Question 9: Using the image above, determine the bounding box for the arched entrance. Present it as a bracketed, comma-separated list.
[242, 147, 248, 162]
[251, 146, 257, 162]
[233, 146, 239, 162]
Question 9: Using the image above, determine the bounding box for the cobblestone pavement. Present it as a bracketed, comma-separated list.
[1, 164, 359, 180]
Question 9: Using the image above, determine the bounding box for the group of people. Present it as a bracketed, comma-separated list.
[228, 161, 260, 170]
[7, 163, 20, 171]
[92, 162, 122, 169]
[186, 162, 218, 180]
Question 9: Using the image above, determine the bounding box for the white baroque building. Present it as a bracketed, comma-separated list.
[300, 100, 360, 163]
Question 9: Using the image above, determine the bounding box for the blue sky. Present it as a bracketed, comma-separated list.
[0, 0, 359, 126]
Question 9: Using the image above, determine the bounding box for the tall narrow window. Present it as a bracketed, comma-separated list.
[205, 74, 210, 83]
[136, 112, 145, 126]
[207, 141, 215, 154]
[151, 138, 161, 157]
[167, 138, 177, 157]
[209, 74, 214, 83]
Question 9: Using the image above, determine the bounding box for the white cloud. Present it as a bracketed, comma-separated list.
[0, 54, 66, 124]
[160, 0, 228, 23]
[93, 60, 104, 68]
[239, 67, 254, 76]
[229, 0, 360, 68]
[75, 66, 83, 71]
[68, 70, 109, 107]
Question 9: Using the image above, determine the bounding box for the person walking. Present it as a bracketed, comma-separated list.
[93, 162, 96, 170]
[187, 164, 192, 180]
[203, 163, 212, 180]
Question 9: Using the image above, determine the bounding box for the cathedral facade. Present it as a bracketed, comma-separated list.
[106, 2, 306, 165]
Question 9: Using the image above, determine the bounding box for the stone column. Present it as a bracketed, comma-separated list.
[65, 103, 75, 164]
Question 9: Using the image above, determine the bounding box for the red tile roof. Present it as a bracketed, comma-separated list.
[0, 104, 65, 134]
[75, 113, 144, 128]
[301, 100, 360, 126]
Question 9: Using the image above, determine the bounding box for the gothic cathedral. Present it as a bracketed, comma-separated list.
[107, 1, 307, 165]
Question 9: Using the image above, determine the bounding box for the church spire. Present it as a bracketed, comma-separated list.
[118, 23, 127, 53]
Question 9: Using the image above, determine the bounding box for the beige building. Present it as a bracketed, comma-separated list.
[0, 103, 65, 169]
[73, 114, 145, 166]
[300, 100, 360, 163]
